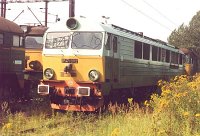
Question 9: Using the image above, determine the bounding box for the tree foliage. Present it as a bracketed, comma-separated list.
[168, 11, 200, 53]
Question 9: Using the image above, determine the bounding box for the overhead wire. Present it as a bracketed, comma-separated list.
[120, 0, 173, 31]
[142, 0, 177, 27]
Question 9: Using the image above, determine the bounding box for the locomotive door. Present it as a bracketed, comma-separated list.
[105, 33, 120, 83]
[111, 35, 120, 83]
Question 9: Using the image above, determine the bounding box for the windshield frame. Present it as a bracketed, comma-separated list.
[45, 32, 71, 49]
[71, 31, 103, 50]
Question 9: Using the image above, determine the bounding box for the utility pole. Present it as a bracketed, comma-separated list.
[44, 1, 48, 26]
[1, 0, 6, 18]
[69, 0, 74, 17]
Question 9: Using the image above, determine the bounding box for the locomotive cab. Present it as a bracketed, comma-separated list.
[38, 18, 106, 111]
[22, 25, 48, 80]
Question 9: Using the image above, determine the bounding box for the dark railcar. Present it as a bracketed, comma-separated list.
[0, 17, 25, 114]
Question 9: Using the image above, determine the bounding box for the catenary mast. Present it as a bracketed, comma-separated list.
[0, 0, 72, 26]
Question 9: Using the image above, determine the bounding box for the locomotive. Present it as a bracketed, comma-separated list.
[38, 17, 185, 112]
[22, 25, 48, 97]
[0, 17, 25, 114]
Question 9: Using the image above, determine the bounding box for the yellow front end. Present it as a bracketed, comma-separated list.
[39, 55, 105, 111]
[25, 49, 42, 71]
[43, 55, 105, 81]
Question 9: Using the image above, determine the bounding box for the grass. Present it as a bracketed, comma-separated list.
[1, 74, 200, 136]
[0, 105, 154, 136]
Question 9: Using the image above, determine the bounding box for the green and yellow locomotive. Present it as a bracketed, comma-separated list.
[38, 17, 185, 112]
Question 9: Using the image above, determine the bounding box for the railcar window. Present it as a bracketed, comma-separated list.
[158, 48, 161, 61]
[113, 36, 118, 53]
[179, 54, 183, 65]
[185, 55, 190, 63]
[45, 32, 70, 49]
[105, 33, 111, 50]
[152, 46, 158, 61]
[13, 35, 20, 47]
[25, 36, 43, 49]
[176, 53, 179, 64]
[134, 41, 142, 59]
[0, 34, 3, 45]
[3, 33, 12, 46]
[143, 43, 150, 60]
[72, 32, 102, 49]
[171, 52, 178, 64]
[161, 48, 166, 62]
[166, 50, 170, 63]
[191, 58, 193, 64]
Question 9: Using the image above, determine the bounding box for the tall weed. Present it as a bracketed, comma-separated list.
[149, 74, 200, 135]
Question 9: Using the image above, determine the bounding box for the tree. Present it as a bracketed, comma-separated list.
[168, 11, 200, 53]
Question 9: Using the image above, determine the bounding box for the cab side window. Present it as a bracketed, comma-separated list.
[105, 33, 111, 50]
[13, 35, 20, 47]
[0, 33, 3, 45]
[3, 33, 12, 47]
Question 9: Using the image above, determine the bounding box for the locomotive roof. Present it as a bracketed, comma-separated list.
[46, 17, 181, 53]
[0, 17, 23, 34]
[26, 25, 48, 36]
[101, 23, 179, 52]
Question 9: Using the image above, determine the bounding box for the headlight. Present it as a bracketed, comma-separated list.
[88, 70, 100, 82]
[44, 68, 55, 79]
[66, 18, 78, 30]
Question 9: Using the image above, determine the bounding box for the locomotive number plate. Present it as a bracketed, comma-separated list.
[62, 59, 78, 63]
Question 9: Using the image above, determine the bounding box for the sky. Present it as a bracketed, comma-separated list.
[3, 0, 200, 42]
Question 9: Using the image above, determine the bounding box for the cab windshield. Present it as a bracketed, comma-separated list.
[25, 36, 43, 49]
[45, 32, 71, 49]
[71, 32, 102, 49]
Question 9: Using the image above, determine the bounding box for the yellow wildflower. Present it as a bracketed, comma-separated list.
[159, 99, 168, 109]
[195, 113, 200, 117]
[175, 93, 184, 98]
[174, 76, 179, 81]
[111, 128, 120, 136]
[183, 112, 189, 116]
[158, 80, 163, 86]
[162, 89, 171, 96]
[144, 100, 150, 107]
[2, 123, 12, 130]
[128, 98, 133, 104]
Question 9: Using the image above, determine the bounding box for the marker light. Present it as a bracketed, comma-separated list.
[88, 70, 100, 82]
[44, 68, 55, 79]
